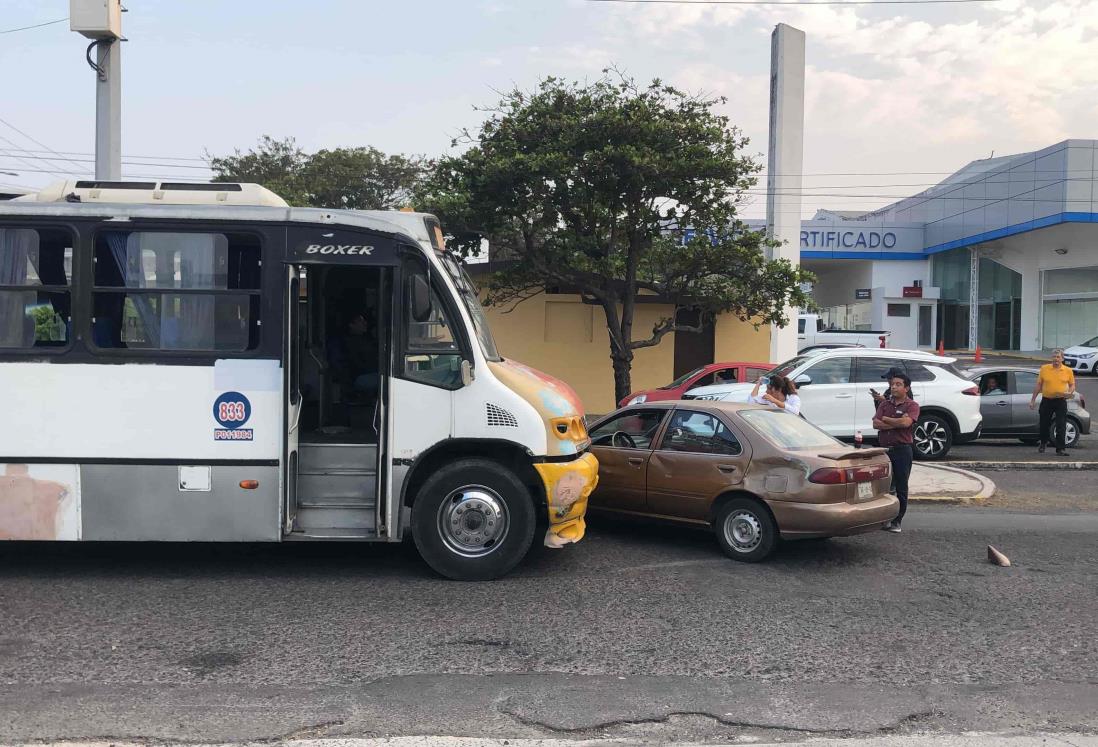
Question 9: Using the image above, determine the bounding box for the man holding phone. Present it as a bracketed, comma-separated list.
[874, 372, 919, 534]
[1030, 349, 1075, 456]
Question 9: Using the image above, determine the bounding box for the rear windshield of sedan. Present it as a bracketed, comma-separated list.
[739, 409, 840, 450]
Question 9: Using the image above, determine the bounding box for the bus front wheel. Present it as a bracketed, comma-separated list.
[411, 458, 536, 581]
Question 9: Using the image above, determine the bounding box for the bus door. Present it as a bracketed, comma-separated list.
[283, 264, 304, 533]
[284, 228, 396, 539]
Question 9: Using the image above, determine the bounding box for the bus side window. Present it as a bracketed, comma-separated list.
[403, 268, 463, 389]
[0, 227, 73, 351]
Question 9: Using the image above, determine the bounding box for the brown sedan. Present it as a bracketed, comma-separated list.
[587, 401, 899, 561]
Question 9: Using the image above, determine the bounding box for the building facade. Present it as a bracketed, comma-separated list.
[747, 139, 1098, 352]
[475, 287, 769, 413]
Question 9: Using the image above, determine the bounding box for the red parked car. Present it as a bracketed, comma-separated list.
[619, 361, 772, 407]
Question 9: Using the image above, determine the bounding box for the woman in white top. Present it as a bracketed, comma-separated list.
[750, 374, 802, 416]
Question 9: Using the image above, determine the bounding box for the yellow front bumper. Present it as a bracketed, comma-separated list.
[533, 451, 599, 548]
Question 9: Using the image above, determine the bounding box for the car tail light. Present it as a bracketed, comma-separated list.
[961, 386, 980, 396]
[808, 467, 846, 484]
[808, 464, 890, 484]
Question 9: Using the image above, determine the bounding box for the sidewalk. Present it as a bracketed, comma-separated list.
[909, 462, 995, 503]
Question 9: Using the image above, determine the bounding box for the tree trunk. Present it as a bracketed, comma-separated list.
[611, 353, 633, 408]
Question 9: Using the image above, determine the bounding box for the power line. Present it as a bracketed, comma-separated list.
[0, 151, 213, 170]
[0, 136, 74, 179]
[0, 17, 68, 34]
[5, 147, 210, 162]
[0, 117, 90, 173]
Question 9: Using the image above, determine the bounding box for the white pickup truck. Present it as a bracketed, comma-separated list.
[798, 313, 890, 351]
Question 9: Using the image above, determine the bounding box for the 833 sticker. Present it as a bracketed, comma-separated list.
[213, 391, 254, 441]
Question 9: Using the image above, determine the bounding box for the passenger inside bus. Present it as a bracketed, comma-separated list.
[299, 265, 384, 443]
[329, 307, 380, 404]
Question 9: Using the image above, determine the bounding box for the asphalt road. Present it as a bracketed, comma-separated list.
[1, 507, 1095, 744]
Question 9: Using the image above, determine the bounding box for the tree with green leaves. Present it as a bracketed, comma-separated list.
[207, 136, 429, 210]
[417, 72, 813, 403]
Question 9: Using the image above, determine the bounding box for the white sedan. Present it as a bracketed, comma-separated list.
[1063, 337, 1098, 374]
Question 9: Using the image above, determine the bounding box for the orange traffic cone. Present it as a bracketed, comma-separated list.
[974, 345, 983, 363]
[937, 339, 945, 356]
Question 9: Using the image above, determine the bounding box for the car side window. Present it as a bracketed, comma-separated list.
[1014, 372, 1037, 395]
[589, 409, 667, 449]
[691, 371, 716, 388]
[904, 362, 935, 382]
[746, 366, 770, 381]
[854, 358, 896, 384]
[803, 356, 852, 385]
[979, 371, 1010, 395]
[660, 410, 742, 456]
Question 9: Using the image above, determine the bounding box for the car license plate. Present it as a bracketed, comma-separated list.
[857, 482, 874, 501]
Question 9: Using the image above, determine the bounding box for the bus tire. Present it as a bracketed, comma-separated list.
[411, 458, 536, 581]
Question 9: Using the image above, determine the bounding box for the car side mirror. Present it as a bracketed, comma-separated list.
[460, 359, 475, 386]
[671, 427, 684, 439]
[794, 374, 811, 386]
[410, 275, 432, 323]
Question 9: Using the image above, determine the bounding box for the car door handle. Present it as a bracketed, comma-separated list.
[627, 457, 645, 466]
[717, 464, 738, 473]
[835, 393, 853, 399]
[996, 400, 1008, 406]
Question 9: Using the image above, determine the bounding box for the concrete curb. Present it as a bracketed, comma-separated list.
[909, 462, 996, 504]
[948, 460, 1098, 471]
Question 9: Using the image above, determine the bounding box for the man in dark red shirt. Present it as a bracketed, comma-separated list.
[873, 372, 920, 533]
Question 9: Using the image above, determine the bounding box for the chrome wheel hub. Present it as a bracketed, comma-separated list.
[914, 420, 946, 456]
[725, 510, 762, 552]
[437, 486, 509, 558]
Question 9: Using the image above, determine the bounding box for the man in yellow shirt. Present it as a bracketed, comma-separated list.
[1029, 348, 1076, 455]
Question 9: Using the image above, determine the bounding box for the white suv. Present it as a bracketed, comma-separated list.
[684, 348, 982, 460]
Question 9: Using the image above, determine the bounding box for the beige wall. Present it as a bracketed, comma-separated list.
[714, 313, 771, 367]
[483, 292, 771, 414]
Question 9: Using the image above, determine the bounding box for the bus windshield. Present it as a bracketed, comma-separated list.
[439, 253, 501, 361]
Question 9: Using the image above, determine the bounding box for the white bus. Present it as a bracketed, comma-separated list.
[0, 181, 598, 580]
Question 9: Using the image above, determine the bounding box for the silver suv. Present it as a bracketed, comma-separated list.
[684, 348, 983, 460]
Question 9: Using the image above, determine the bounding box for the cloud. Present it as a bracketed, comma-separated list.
[566, 0, 1098, 217]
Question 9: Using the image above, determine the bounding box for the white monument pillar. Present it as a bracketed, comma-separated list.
[766, 23, 806, 364]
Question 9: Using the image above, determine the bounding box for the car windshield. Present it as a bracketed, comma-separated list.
[1081, 336, 1098, 348]
[739, 409, 841, 450]
[660, 367, 706, 390]
[765, 355, 812, 379]
[438, 253, 501, 361]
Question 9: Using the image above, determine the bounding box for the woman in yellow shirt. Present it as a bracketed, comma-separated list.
[1029, 349, 1076, 455]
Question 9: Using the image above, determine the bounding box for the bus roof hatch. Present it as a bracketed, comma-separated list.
[18, 180, 289, 207]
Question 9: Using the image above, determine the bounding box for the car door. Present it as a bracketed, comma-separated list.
[794, 355, 855, 436]
[1011, 371, 1040, 433]
[587, 408, 670, 512]
[647, 409, 750, 521]
[853, 357, 903, 436]
[975, 371, 1012, 433]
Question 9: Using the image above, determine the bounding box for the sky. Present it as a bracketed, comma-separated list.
[2, 0, 1097, 218]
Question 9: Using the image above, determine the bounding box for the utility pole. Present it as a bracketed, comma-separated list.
[71, 0, 122, 180]
[766, 23, 806, 364]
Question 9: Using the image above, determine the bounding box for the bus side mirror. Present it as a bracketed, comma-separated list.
[410, 275, 432, 323]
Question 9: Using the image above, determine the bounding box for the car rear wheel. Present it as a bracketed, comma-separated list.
[913, 414, 953, 461]
[714, 497, 777, 562]
[1051, 418, 1081, 449]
